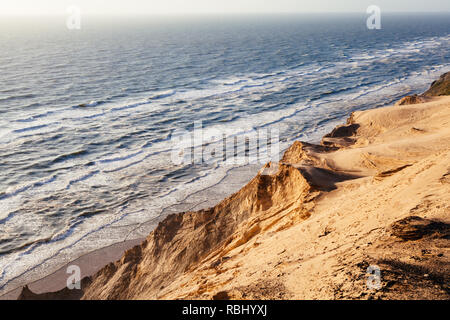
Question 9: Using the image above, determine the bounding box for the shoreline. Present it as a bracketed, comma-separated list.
[1, 66, 448, 296]
[4, 72, 445, 299]
[0, 164, 261, 299]
[0, 238, 144, 300]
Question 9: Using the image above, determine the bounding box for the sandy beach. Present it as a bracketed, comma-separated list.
[0, 238, 143, 300]
[4, 73, 450, 300]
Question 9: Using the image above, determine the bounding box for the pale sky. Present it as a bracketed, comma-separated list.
[0, 0, 449, 15]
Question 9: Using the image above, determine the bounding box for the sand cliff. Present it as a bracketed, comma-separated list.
[19, 73, 450, 300]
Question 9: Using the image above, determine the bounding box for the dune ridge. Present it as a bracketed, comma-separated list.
[18, 73, 450, 300]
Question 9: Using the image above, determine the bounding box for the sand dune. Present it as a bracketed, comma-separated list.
[17, 74, 450, 300]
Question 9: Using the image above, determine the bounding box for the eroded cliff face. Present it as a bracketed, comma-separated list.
[395, 72, 450, 106]
[423, 72, 450, 96]
[80, 97, 449, 300]
[82, 161, 319, 300]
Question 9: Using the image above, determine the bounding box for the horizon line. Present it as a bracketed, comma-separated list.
[1, 11, 450, 17]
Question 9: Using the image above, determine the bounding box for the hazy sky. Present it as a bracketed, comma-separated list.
[1, 0, 449, 15]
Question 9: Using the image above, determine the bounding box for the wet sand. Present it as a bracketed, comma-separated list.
[0, 238, 143, 300]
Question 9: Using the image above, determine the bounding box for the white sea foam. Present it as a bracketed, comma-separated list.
[0, 30, 449, 295]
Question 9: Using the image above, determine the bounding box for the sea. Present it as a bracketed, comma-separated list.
[0, 13, 449, 293]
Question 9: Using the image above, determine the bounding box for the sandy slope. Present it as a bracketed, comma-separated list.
[18, 78, 450, 300]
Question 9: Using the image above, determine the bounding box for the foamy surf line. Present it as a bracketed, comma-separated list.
[1, 62, 448, 213]
[1, 63, 449, 248]
[0, 61, 443, 208]
[2, 33, 448, 146]
[0, 44, 448, 296]
[0, 161, 262, 296]
[1, 79, 444, 298]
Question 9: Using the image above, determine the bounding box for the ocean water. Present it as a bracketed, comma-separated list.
[0, 13, 449, 293]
